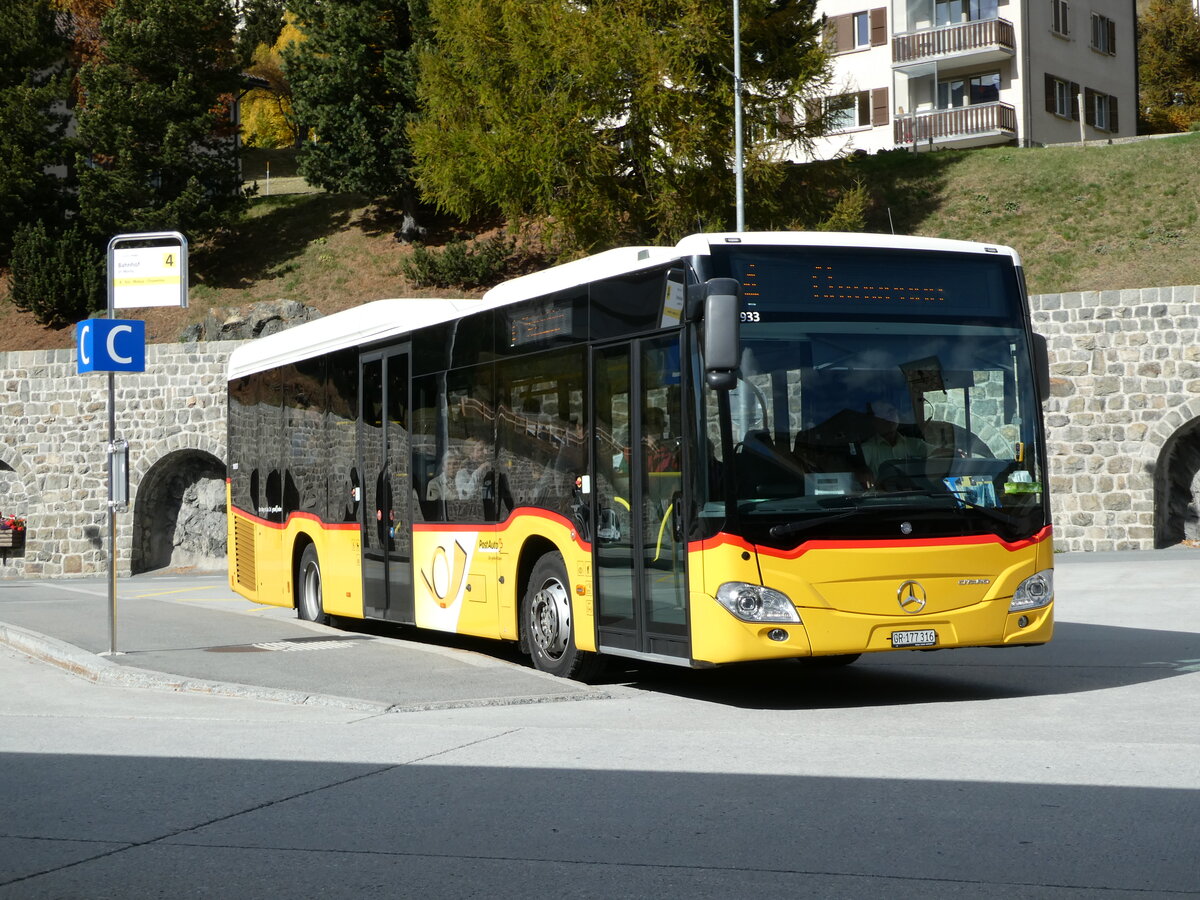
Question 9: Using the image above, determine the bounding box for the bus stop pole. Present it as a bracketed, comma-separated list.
[107, 368, 117, 656]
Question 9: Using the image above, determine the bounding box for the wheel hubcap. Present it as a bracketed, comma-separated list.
[530, 578, 570, 660]
[302, 562, 320, 618]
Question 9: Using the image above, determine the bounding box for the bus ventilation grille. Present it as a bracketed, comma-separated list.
[233, 517, 256, 592]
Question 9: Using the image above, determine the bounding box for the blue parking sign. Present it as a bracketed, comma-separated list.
[77, 319, 146, 373]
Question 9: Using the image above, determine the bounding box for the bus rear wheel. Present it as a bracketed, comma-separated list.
[297, 544, 327, 624]
[523, 552, 598, 681]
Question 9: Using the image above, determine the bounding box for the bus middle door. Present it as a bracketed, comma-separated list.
[592, 336, 689, 663]
[360, 347, 415, 623]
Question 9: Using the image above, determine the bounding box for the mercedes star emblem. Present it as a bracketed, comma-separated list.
[897, 580, 927, 614]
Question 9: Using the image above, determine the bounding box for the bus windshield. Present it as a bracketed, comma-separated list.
[698, 246, 1046, 546]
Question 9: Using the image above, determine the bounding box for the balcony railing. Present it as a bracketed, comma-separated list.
[894, 101, 1016, 146]
[892, 18, 1016, 65]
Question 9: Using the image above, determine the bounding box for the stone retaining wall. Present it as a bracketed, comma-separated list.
[1031, 285, 1200, 551]
[3, 285, 1200, 577]
[0, 342, 236, 578]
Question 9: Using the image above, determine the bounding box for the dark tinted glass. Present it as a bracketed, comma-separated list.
[499, 287, 588, 354]
[709, 247, 1021, 322]
[326, 349, 359, 523]
[495, 347, 587, 522]
[590, 269, 670, 339]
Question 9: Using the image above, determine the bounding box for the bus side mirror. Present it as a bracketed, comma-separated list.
[704, 278, 740, 390]
[1032, 333, 1050, 402]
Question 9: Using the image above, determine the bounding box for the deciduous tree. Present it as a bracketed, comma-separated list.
[411, 0, 831, 251]
[1138, 0, 1200, 133]
[242, 15, 304, 149]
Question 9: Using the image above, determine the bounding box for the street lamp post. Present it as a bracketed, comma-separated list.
[733, 0, 745, 232]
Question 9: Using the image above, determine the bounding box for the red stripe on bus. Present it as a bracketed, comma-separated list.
[689, 525, 1052, 557]
[229, 506, 359, 531]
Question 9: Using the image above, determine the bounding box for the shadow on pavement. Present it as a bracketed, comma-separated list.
[591, 620, 1200, 710]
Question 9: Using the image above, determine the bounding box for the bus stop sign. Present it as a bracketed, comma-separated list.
[77, 318, 146, 373]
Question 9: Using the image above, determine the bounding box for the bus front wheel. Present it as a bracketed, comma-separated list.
[523, 552, 598, 681]
[297, 544, 327, 624]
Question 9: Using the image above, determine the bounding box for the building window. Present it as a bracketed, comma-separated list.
[1045, 73, 1080, 120]
[1050, 0, 1069, 36]
[1085, 88, 1118, 131]
[1091, 13, 1116, 54]
[936, 0, 998, 25]
[832, 8, 886, 53]
[937, 73, 1001, 109]
[853, 11, 870, 47]
[828, 91, 871, 131]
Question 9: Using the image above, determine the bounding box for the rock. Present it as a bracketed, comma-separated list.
[179, 300, 323, 343]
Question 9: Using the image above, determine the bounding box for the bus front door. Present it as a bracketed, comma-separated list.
[592, 337, 689, 663]
[360, 348, 415, 623]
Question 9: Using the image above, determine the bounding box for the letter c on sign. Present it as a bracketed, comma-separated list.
[107, 324, 134, 364]
[80, 323, 91, 365]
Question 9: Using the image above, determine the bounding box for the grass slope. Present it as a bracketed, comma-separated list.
[2, 134, 1199, 351]
[858, 133, 1200, 294]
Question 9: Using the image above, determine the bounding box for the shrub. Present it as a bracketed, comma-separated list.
[816, 181, 871, 233]
[401, 234, 514, 289]
[9, 221, 106, 327]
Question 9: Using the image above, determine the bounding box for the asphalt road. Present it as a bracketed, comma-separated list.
[1, 551, 1198, 898]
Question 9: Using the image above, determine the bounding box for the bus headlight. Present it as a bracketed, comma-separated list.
[1010, 569, 1053, 612]
[716, 582, 801, 623]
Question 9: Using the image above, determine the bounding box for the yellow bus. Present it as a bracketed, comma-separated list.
[226, 232, 1053, 678]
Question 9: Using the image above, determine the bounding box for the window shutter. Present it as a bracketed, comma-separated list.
[1045, 74, 1055, 114]
[1109, 95, 1119, 131]
[1070, 81, 1080, 120]
[1107, 19, 1116, 55]
[1084, 87, 1095, 126]
[870, 7, 887, 46]
[871, 87, 889, 126]
[834, 14, 853, 52]
[857, 91, 871, 126]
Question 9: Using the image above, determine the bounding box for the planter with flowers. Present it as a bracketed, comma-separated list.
[0, 514, 26, 548]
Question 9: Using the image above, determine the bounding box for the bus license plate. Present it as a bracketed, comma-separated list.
[892, 629, 937, 648]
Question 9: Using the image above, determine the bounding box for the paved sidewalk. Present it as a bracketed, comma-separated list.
[0, 573, 602, 712]
[2, 548, 1198, 711]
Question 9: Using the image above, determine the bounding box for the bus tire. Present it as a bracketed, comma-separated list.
[296, 543, 327, 624]
[523, 551, 598, 681]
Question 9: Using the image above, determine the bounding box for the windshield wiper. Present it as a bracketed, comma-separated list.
[768, 509, 862, 538]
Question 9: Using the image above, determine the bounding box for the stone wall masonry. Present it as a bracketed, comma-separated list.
[0, 341, 238, 578]
[3, 286, 1200, 577]
[1031, 285, 1200, 552]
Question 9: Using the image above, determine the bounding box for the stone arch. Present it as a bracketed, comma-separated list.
[1152, 410, 1200, 548]
[131, 447, 227, 574]
[0, 445, 41, 513]
[0, 447, 40, 566]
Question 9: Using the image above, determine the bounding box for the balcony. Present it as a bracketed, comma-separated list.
[892, 18, 1016, 66]
[894, 101, 1017, 148]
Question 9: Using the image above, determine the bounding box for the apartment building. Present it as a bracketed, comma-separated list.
[806, 0, 1138, 158]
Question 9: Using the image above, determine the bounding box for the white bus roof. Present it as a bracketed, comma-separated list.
[672, 230, 1023, 265]
[227, 231, 1022, 379]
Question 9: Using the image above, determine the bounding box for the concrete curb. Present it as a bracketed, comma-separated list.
[0, 620, 614, 713]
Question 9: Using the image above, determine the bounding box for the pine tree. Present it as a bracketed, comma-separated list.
[0, 0, 72, 263]
[411, 0, 831, 252]
[74, 0, 247, 241]
[283, 0, 424, 207]
[1138, 0, 1200, 133]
